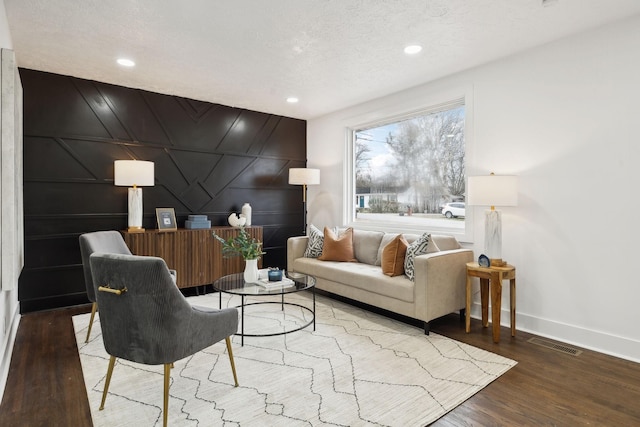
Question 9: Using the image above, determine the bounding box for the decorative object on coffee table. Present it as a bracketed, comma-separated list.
[268, 267, 283, 281]
[213, 224, 265, 283]
[243, 259, 259, 283]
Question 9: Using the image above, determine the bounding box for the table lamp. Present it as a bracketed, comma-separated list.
[114, 160, 155, 232]
[467, 173, 518, 266]
[288, 168, 320, 235]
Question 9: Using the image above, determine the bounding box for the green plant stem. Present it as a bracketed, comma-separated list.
[212, 226, 265, 260]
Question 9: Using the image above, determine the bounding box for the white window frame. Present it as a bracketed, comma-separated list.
[344, 86, 474, 243]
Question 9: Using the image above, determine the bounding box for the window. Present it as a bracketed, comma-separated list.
[350, 99, 468, 237]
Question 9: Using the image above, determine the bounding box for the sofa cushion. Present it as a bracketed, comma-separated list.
[352, 229, 385, 265]
[404, 233, 432, 281]
[430, 234, 461, 251]
[335, 227, 384, 265]
[319, 227, 357, 262]
[381, 235, 408, 277]
[303, 224, 324, 258]
[292, 258, 415, 303]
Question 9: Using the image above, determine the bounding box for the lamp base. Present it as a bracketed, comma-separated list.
[484, 209, 503, 263]
[127, 226, 145, 233]
[490, 258, 507, 267]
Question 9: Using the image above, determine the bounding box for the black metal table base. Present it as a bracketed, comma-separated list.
[219, 287, 316, 346]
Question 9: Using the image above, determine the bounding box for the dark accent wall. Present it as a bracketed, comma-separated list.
[19, 69, 307, 313]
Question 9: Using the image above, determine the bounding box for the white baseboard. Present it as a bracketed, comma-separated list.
[0, 305, 21, 404]
[468, 303, 640, 363]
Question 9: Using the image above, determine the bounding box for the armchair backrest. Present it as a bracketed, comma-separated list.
[89, 252, 195, 365]
[79, 231, 132, 303]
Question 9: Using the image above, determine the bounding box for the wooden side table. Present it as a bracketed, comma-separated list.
[465, 262, 516, 343]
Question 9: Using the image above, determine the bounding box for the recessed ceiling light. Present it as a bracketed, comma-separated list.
[404, 45, 422, 55]
[117, 58, 135, 67]
[286, 97, 299, 103]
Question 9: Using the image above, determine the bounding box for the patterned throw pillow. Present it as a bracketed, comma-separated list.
[304, 224, 324, 258]
[404, 233, 431, 281]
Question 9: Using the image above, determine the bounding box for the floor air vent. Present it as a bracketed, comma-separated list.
[527, 337, 583, 356]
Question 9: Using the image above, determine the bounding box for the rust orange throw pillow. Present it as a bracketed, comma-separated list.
[381, 234, 409, 277]
[318, 227, 357, 262]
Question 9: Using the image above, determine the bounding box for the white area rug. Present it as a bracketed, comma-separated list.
[73, 292, 516, 426]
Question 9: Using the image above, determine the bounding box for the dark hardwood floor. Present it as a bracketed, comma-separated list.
[1, 302, 639, 426]
[0, 305, 91, 427]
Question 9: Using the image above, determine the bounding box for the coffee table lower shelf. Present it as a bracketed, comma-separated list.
[233, 300, 315, 345]
[212, 272, 316, 346]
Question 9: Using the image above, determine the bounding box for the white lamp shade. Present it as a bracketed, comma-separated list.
[114, 160, 155, 187]
[467, 175, 518, 207]
[288, 168, 320, 185]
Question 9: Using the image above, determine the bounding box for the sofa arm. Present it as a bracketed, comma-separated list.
[287, 236, 309, 272]
[413, 248, 474, 323]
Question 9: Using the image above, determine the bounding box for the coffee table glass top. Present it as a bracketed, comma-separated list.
[212, 271, 315, 295]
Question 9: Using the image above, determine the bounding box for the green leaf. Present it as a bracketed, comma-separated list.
[212, 226, 265, 260]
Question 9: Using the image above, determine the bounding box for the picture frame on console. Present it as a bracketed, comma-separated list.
[156, 208, 177, 231]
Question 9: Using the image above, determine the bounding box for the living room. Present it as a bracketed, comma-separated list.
[1, 1, 639, 425]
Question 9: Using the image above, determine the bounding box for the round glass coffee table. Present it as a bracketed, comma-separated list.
[212, 271, 316, 346]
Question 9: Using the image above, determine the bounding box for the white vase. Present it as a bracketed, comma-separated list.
[241, 203, 252, 226]
[243, 258, 259, 283]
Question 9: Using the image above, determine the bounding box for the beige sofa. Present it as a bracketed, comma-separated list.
[287, 230, 474, 334]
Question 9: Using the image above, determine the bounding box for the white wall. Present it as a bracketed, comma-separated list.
[0, 0, 20, 404]
[308, 14, 640, 362]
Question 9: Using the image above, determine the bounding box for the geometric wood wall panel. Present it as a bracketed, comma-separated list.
[19, 68, 307, 313]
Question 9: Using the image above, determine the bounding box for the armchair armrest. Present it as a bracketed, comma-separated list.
[287, 236, 309, 272]
[413, 248, 474, 323]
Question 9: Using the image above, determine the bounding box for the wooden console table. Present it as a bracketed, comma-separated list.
[121, 226, 263, 289]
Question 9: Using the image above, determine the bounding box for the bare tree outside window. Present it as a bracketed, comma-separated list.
[353, 103, 465, 230]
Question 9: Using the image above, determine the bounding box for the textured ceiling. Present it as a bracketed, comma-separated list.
[5, 0, 640, 119]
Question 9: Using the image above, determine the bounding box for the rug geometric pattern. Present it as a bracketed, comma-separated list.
[73, 293, 516, 426]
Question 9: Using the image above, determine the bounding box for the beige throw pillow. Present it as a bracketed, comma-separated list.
[318, 227, 357, 262]
[381, 234, 409, 277]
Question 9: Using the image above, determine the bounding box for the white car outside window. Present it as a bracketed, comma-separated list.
[441, 202, 465, 218]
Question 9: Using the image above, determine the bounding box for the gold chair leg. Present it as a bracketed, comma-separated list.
[100, 355, 116, 410]
[163, 363, 171, 427]
[85, 302, 98, 343]
[225, 337, 239, 387]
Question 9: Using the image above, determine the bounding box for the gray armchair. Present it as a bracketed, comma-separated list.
[79, 230, 176, 343]
[79, 231, 133, 343]
[89, 252, 239, 427]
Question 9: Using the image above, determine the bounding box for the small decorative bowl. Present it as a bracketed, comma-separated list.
[268, 269, 283, 281]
